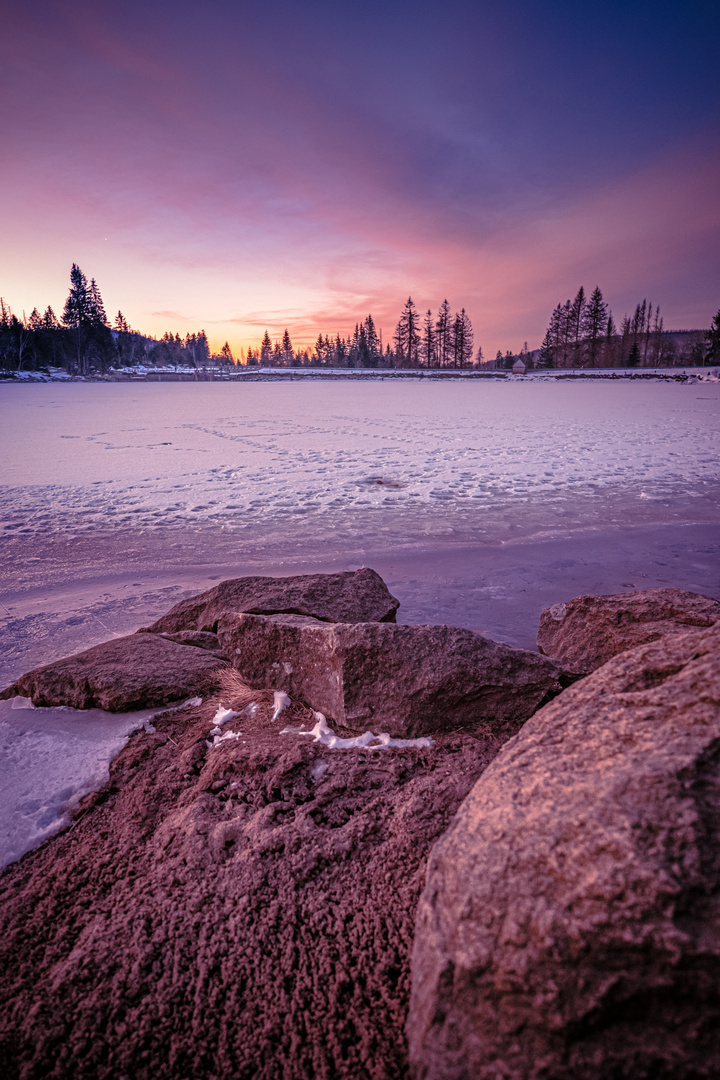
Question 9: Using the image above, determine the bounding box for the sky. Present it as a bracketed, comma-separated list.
[1, 0, 719, 357]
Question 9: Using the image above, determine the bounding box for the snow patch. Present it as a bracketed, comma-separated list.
[0, 698, 166, 871]
[272, 691, 291, 721]
[282, 712, 433, 751]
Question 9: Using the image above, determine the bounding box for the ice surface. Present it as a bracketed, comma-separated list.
[0, 697, 162, 870]
[0, 380, 718, 870]
[0, 381, 718, 543]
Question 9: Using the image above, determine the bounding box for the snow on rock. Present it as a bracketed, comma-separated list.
[283, 712, 434, 751]
[272, 691, 291, 721]
[211, 705, 238, 728]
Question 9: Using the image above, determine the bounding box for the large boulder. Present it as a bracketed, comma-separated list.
[537, 586, 719, 673]
[219, 614, 572, 738]
[0, 634, 227, 711]
[0, 688, 500, 1080]
[407, 623, 720, 1080]
[137, 567, 399, 635]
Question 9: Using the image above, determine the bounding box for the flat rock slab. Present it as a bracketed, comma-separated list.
[219, 614, 570, 738]
[0, 692, 501, 1080]
[158, 629, 223, 651]
[537, 586, 719, 673]
[138, 567, 399, 635]
[0, 633, 228, 712]
[408, 623, 720, 1080]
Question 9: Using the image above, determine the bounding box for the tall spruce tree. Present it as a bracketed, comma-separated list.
[537, 328, 554, 369]
[281, 328, 293, 365]
[582, 286, 609, 367]
[62, 264, 112, 373]
[435, 299, 452, 368]
[452, 308, 474, 367]
[394, 297, 420, 366]
[363, 315, 379, 364]
[421, 309, 435, 367]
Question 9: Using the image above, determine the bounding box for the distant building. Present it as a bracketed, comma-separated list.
[512, 358, 526, 374]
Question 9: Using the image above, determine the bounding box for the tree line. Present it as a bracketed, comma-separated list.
[0, 270, 477, 373]
[0, 264, 233, 375]
[532, 286, 716, 369]
[245, 298, 476, 369]
[1, 266, 717, 374]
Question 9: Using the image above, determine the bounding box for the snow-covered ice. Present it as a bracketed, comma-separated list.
[0, 379, 718, 870]
[0, 696, 163, 870]
[1, 381, 718, 543]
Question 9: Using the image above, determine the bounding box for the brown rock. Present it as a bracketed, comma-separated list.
[158, 629, 223, 651]
[0, 633, 227, 711]
[137, 567, 399, 635]
[537, 586, 719, 673]
[0, 684, 503, 1080]
[219, 614, 571, 738]
[407, 623, 720, 1080]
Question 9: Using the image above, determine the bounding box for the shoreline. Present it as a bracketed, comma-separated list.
[2, 519, 718, 690]
[2, 364, 719, 384]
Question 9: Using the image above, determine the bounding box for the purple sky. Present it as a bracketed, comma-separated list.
[1, 0, 718, 356]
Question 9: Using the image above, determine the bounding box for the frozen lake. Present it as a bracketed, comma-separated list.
[1, 379, 719, 683]
[0, 378, 718, 869]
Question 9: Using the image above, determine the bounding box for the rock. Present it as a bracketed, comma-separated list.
[537, 586, 719, 673]
[137, 567, 400, 635]
[0, 634, 228, 712]
[407, 623, 720, 1080]
[158, 629, 223, 651]
[219, 614, 571, 738]
[0, 685, 503, 1080]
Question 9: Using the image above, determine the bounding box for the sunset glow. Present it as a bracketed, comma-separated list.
[1, 0, 718, 356]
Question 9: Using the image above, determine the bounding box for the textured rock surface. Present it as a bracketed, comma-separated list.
[159, 629, 224, 651]
[408, 623, 720, 1080]
[0, 685, 502, 1080]
[0, 633, 227, 711]
[537, 586, 719, 673]
[138, 567, 399, 635]
[220, 614, 571, 738]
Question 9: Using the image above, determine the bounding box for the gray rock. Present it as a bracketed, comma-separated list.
[137, 567, 399, 635]
[0, 633, 228, 711]
[219, 614, 570, 738]
[537, 586, 719, 673]
[408, 622, 720, 1080]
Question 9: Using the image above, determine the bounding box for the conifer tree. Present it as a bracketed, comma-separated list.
[583, 286, 609, 367]
[88, 278, 108, 326]
[452, 309, 474, 367]
[394, 297, 420, 366]
[260, 330, 272, 365]
[364, 315, 379, 363]
[435, 299, 452, 368]
[281, 328, 293, 365]
[705, 309, 720, 365]
[537, 328, 555, 368]
[63, 264, 91, 328]
[421, 309, 435, 368]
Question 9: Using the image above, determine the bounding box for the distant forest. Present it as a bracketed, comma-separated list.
[1, 266, 718, 375]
